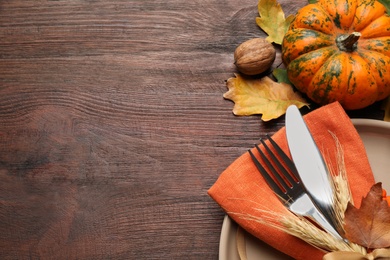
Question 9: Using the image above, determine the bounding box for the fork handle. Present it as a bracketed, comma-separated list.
[307, 207, 342, 240]
[291, 194, 342, 240]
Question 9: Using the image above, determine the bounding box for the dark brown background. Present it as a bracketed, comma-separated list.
[0, 0, 384, 259]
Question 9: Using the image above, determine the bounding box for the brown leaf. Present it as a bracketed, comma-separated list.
[223, 74, 309, 121]
[382, 96, 390, 122]
[344, 183, 390, 248]
[256, 0, 294, 44]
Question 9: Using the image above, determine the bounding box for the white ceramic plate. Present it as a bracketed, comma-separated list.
[219, 119, 390, 260]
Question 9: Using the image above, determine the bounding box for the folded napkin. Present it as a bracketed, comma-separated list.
[208, 102, 376, 260]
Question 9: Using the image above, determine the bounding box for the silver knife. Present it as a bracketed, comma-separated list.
[285, 105, 341, 238]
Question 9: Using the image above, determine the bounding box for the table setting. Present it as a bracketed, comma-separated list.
[210, 102, 390, 259]
[208, 0, 390, 258]
[1, 0, 389, 259]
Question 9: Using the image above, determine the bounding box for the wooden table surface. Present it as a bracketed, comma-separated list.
[0, 0, 385, 259]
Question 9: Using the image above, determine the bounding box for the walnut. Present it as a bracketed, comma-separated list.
[234, 38, 276, 75]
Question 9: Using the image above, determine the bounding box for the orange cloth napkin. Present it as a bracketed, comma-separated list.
[208, 102, 376, 260]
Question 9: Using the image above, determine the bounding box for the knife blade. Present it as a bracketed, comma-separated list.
[285, 105, 340, 236]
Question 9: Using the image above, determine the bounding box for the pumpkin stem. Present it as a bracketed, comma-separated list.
[336, 32, 361, 52]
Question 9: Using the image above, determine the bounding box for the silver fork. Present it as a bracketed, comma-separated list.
[248, 135, 343, 240]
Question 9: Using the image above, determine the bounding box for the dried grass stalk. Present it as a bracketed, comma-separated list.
[325, 131, 354, 235]
[231, 208, 366, 255]
[281, 215, 366, 254]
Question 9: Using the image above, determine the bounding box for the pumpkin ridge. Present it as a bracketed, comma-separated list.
[344, 53, 378, 107]
[351, 0, 387, 31]
[308, 51, 343, 101]
[287, 47, 337, 94]
[318, 0, 358, 31]
[358, 37, 390, 57]
[290, 4, 335, 35]
[356, 49, 390, 100]
[359, 15, 390, 39]
[282, 28, 334, 64]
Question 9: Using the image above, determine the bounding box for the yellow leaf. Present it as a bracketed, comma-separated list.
[382, 96, 390, 122]
[256, 0, 294, 44]
[224, 74, 310, 121]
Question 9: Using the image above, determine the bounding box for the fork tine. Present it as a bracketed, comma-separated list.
[266, 135, 300, 182]
[260, 137, 297, 186]
[248, 148, 285, 197]
[255, 143, 290, 192]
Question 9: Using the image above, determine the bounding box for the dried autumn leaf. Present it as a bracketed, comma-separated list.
[344, 183, 390, 248]
[272, 68, 291, 84]
[223, 74, 309, 121]
[256, 0, 295, 44]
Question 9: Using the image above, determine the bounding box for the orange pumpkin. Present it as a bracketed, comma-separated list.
[282, 0, 390, 110]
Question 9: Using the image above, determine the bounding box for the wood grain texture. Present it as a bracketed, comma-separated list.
[0, 0, 384, 259]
